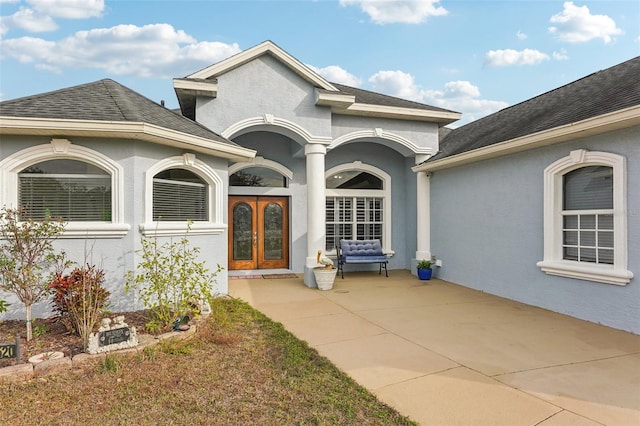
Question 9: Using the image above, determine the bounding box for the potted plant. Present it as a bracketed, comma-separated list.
[417, 259, 433, 280]
[313, 250, 337, 290]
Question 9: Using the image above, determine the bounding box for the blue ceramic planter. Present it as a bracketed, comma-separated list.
[417, 268, 432, 280]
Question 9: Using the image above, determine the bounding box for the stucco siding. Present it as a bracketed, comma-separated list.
[430, 126, 640, 333]
[196, 55, 332, 140]
[0, 136, 230, 320]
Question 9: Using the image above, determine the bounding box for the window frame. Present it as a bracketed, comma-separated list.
[141, 153, 224, 237]
[537, 149, 633, 285]
[0, 139, 129, 238]
[325, 162, 392, 255]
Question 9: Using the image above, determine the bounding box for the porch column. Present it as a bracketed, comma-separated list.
[415, 155, 431, 264]
[304, 143, 327, 287]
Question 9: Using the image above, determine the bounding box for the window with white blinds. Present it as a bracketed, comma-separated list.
[152, 169, 207, 221]
[325, 196, 384, 251]
[562, 166, 614, 265]
[18, 160, 111, 221]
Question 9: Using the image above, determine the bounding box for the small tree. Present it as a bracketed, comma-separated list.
[0, 207, 68, 341]
[126, 224, 221, 332]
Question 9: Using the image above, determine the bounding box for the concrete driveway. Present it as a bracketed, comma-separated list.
[229, 270, 640, 425]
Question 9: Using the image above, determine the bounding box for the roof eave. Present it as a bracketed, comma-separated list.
[0, 116, 256, 162]
[186, 41, 338, 91]
[412, 105, 640, 173]
[335, 103, 462, 125]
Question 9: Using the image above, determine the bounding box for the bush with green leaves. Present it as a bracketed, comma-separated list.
[50, 264, 110, 349]
[0, 299, 9, 314]
[125, 230, 221, 332]
[0, 207, 68, 341]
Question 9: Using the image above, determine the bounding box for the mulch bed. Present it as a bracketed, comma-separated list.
[0, 310, 152, 368]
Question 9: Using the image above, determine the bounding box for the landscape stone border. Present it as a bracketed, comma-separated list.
[0, 317, 201, 383]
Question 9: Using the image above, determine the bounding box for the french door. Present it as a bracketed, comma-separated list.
[228, 196, 289, 270]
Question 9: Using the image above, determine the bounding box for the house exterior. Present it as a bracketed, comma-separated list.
[0, 41, 459, 319]
[0, 41, 637, 334]
[413, 56, 640, 334]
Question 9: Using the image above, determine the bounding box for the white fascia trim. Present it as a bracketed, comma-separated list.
[187, 41, 338, 91]
[172, 78, 218, 97]
[329, 128, 434, 156]
[0, 116, 256, 162]
[336, 103, 461, 124]
[316, 90, 355, 108]
[413, 106, 640, 173]
[229, 156, 294, 180]
[536, 261, 633, 286]
[221, 115, 332, 145]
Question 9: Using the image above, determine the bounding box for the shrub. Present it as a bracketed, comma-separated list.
[125, 226, 221, 331]
[50, 264, 110, 348]
[0, 299, 9, 314]
[0, 207, 68, 341]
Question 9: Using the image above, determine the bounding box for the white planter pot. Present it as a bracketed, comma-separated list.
[313, 268, 337, 290]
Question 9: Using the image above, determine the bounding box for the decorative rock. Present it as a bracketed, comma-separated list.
[0, 363, 33, 383]
[28, 351, 64, 364]
[33, 356, 72, 377]
[87, 316, 138, 355]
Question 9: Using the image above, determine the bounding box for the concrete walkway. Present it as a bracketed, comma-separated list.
[229, 270, 640, 425]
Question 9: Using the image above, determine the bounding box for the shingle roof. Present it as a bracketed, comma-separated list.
[431, 56, 640, 161]
[330, 83, 457, 114]
[0, 79, 237, 146]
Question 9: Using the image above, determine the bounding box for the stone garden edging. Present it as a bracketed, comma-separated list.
[0, 318, 200, 383]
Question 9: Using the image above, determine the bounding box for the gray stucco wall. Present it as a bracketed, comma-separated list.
[0, 136, 229, 320]
[429, 126, 639, 333]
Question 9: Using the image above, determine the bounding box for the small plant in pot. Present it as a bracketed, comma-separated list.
[417, 259, 433, 280]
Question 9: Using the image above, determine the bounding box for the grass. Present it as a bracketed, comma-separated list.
[0, 297, 416, 425]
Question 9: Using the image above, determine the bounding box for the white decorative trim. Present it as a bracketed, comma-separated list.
[221, 115, 332, 146]
[537, 150, 632, 285]
[0, 139, 128, 239]
[337, 103, 461, 124]
[329, 128, 433, 156]
[186, 41, 339, 92]
[413, 105, 640, 173]
[142, 154, 225, 237]
[325, 162, 392, 254]
[228, 157, 293, 180]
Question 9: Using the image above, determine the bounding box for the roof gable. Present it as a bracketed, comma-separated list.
[432, 56, 640, 163]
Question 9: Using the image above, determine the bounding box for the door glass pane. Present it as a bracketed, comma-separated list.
[263, 203, 283, 260]
[233, 203, 253, 261]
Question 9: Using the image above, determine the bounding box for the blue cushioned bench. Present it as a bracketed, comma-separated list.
[337, 239, 389, 279]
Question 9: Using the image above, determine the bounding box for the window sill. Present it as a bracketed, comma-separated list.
[140, 222, 226, 237]
[59, 223, 131, 239]
[536, 260, 633, 286]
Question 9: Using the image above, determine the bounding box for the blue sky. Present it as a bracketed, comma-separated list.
[1, 0, 638, 126]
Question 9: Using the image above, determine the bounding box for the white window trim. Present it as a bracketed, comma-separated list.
[325, 161, 393, 255]
[0, 138, 129, 238]
[140, 153, 225, 236]
[537, 149, 633, 285]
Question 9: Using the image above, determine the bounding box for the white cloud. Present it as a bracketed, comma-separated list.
[340, 0, 447, 24]
[516, 30, 527, 40]
[368, 70, 507, 126]
[0, 24, 241, 77]
[308, 64, 362, 87]
[27, 0, 104, 19]
[549, 1, 622, 44]
[552, 48, 569, 60]
[1, 0, 104, 35]
[485, 49, 550, 67]
[1, 6, 57, 34]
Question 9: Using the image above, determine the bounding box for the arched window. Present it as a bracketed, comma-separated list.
[230, 167, 288, 187]
[538, 150, 632, 285]
[0, 139, 128, 238]
[325, 163, 391, 253]
[141, 153, 224, 236]
[153, 169, 207, 221]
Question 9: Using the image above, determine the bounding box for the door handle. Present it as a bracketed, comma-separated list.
[253, 231, 258, 247]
